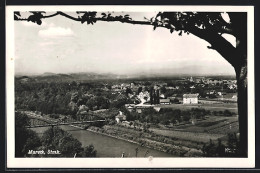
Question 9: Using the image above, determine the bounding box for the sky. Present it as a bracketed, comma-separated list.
[14, 12, 236, 76]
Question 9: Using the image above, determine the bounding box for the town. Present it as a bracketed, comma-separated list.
[15, 73, 239, 157]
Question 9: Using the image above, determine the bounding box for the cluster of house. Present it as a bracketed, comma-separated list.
[110, 82, 180, 94]
[111, 83, 136, 90]
[187, 76, 237, 87]
[123, 93, 199, 114]
[115, 111, 127, 123]
[115, 93, 200, 123]
[136, 91, 150, 103]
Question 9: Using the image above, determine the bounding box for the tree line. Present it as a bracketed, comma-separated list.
[15, 80, 133, 120]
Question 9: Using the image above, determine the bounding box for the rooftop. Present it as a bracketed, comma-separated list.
[183, 94, 199, 98]
[160, 99, 170, 102]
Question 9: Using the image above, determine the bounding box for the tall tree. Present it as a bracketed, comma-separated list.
[149, 87, 154, 104]
[15, 112, 41, 157]
[41, 126, 97, 157]
[14, 11, 248, 157]
[156, 89, 160, 104]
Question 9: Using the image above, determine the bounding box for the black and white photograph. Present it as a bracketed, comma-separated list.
[6, 5, 255, 168]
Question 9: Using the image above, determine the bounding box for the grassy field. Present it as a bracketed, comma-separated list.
[159, 102, 238, 114]
[150, 128, 225, 143]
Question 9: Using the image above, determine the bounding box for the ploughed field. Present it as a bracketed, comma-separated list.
[150, 115, 239, 144]
[173, 116, 238, 134]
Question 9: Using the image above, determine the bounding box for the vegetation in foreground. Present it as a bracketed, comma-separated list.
[15, 112, 96, 157]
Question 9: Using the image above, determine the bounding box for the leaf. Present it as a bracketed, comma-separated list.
[170, 28, 174, 33]
[155, 12, 162, 19]
[14, 11, 21, 16]
[81, 20, 85, 24]
[90, 12, 97, 16]
[14, 15, 19, 20]
[27, 12, 44, 25]
[153, 25, 157, 31]
[101, 13, 107, 19]
[178, 31, 182, 36]
[36, 20, 42, 25]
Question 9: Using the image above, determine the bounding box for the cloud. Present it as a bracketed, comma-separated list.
[38, 26, 75, 37]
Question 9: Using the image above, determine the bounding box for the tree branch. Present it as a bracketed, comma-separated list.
[42, 12, 59, 19]
[15, 11, 165, 27]
[56, 12, 81, 21]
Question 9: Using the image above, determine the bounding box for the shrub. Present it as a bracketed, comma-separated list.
[224, 110, 232, 117]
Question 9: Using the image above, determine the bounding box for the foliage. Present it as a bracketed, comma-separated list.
[15, 112, 97, 157]
[202, 133, 239, 157]
[49, 114, 60, 119]
[110, 94, 132, 109]
[125, 88, 133, 96]
[224, 110, 233, 117]
[212, 109, 234, 117]
[41, 126, 83, 157]
[172, 98, 180, 104]
[41, 126, 97, 157]
[86, 96, 110, 110]
[91, 121, 105, 128]
[15, 81, 113, 119]
[127, 107, 208, 125]
[15, 112, 42, 157]
[80, 144, 97, 157]
[160, 86, 167, 94]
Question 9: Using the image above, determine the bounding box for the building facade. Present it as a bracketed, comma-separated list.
[183, 94, 199, 104]
[115, 111, 126, 123]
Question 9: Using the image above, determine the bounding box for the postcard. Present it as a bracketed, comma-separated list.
[6, 5, 255, 168]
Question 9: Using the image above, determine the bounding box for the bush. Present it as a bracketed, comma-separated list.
[202, 133, 240, 157]
[15, 112, 42, 157]
[80, 144, 97, 157]
[50, 114, 60, 119]
[224, 110, 232, 117]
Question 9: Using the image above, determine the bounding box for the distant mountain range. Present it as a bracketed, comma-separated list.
[15, 68, 235, 83]
[133, 65, 235, 76]
[15, 64, 235, 78]
[15, 72, 130, 82]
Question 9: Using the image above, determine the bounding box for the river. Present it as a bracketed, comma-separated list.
[31, 125, 174, 158]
